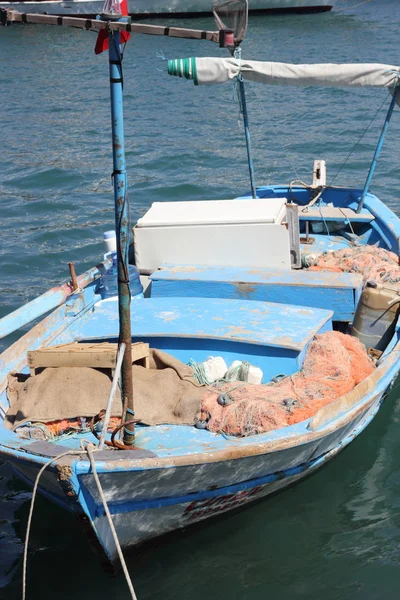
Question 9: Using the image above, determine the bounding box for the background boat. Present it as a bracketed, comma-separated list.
[0, 0, 336, 18]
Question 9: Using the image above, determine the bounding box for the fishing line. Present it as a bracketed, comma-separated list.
[335, 0, 374, 14]
[116, 173, 131, 290]
[328, 91, 391, 187]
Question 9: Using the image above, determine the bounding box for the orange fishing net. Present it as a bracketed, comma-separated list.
[41, 416, 121, 438]
[305, 246, 400, 284]
[200, 331, 374, 437]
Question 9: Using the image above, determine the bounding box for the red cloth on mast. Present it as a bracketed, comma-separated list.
[95, 0, 131, 55]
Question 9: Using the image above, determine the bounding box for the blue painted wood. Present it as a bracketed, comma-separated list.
[0, 284, 99, 415]
[77, 297, 333, 352]
[301, 234, 354, 256]
[134, 336, 304, 382]
[90, 401, 382, 516]
[91, 449, 336, 516]
[150, 266, 362, 322]
[73, 297, 332, 381]
[151, 266, 362, 288]
[240, 186, 400, 254]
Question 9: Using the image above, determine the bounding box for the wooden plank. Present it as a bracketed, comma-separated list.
[153, 264, 363, 289]
[6, 11, 219, 42]
[28, 342, 149, 372]
[298, 207, 374, 222]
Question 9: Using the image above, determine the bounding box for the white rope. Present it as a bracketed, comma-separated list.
[22, 449, 81, 600]
[301, 187, 325, 212]
[98, 342, 126, 450]
[86, 445, 138, 600]
[335, 0, 374, 13]
[22, 443, 138, 600]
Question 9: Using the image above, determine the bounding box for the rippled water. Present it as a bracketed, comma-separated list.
[1, 1, 400, 598]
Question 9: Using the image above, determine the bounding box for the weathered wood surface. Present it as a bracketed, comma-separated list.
[28, 341, 149, 375]
[150, 265, 363, 322]
[77, 297, 333, 352]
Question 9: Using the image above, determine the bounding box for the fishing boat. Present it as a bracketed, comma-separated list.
[1, 0, 400, 579]
[0, 0, 336, 18]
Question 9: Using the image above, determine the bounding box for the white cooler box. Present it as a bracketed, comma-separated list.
[133, 198, 291, 271]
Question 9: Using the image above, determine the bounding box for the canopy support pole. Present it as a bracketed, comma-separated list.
[235, 49, 256, 199]
[108, 30, 135, 446]
[357, 87, 398, 213]
[238, 76, 257, 199]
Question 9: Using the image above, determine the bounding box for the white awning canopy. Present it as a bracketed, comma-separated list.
[168, 57, 400, 102]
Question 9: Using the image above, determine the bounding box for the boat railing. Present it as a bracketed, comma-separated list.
[0, 260, 110, 340]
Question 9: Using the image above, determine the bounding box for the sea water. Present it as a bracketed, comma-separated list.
[1, 1, 400, 598]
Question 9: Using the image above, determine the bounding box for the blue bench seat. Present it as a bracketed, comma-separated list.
[77, 297, 333, 381]
[150, 265, 363, 323]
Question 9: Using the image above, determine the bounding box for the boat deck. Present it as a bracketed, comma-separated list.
[76, 296, 333, 351]
[0, 296, 336, 458]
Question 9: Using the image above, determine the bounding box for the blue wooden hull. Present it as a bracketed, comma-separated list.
[1, 185, 400, 567]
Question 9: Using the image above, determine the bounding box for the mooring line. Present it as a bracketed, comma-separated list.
[22, 442, 138, 600]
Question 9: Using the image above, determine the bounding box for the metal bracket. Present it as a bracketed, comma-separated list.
[65, 291, 86, 317]
[286, 203, 302, 269]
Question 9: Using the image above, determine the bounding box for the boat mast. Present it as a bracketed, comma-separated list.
[106, 13, 135, 445]
[2, 6, 220, 447]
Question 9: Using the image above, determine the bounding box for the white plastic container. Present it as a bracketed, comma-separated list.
[133, 198, 290, 271]
[226, 360, 263, 384]
[101, 231, 143, 299]
[103, 230, 117, 254]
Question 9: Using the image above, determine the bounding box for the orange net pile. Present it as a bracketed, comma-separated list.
[305, 246, 400, 284]
[200, 331, 374, 437]
[16, 416, 121, 441]
[44, 416, 121, 437]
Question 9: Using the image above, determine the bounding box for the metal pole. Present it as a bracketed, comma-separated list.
[234, 47, 256, 199]
[108, 30, 135, 445]
[237, 75, 257, 199]
[357, 87, 398, 213]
